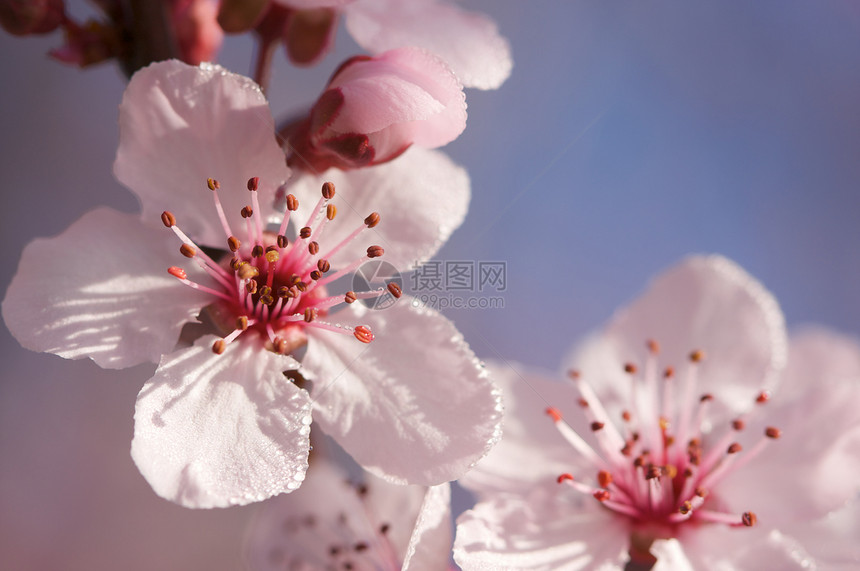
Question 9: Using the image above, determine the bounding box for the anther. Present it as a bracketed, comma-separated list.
[212, 339, 226, 354]
[689, 349, 705, 362]
[578, 398, 589, 408]
[207, 178, 220, 190]
[161, 211, 176, 227]
[367, 245, 384, 258]
[321, 181, 336, 199]
[308, 241, 320, 255]
[260, 294, 274, 306]
[380, 523, 390, 535]
[568, 370, 581, 379]
[598, 470, 613, 488]
[236, 316, 249, 331]
[624, 363, 637, 374]
[237, 264, 259, 280]
[679, 501, 692, 515]
[756, 391, 770, 404]
[387, 283, 402, 298]
[245, 280, 258, 294]
[286, 194, 299, 211]
[277, 286, 292, 299]
[353, 325, 374, 343]
[230, 258, 243, 271]
[622, 410, 632, 422]
[344, 291, 357, 304]
[646, 465, 662, 480]
[295, 281, 307, 292]
[317, 259, 331, 273]
[180, 244, 196, 258]
[647, 339, 660, 354]
[300, 227, 312, 239]
[304, 308, 318, 323]
[310, 270, 322, 281]
[664, 366, 675, 378]
[591, 421, 605, 432]
[545, 407, 562, 423]
[265, 250, 279, 264]
[593, 490, 611, 502]
[227, 236, 240, 252]
[168, 266, 187, 280]
[241, 206, 253, 218]
[700, 393, 713, 402]
[557, 473, 574, 484]
[727, 443, 742, 454]
[277, 234, 288, 248]
[765, 427, 781, 439]
[695, 487, 707, 498]
[251, 244, 264, 258]
[732, 419, 745, 431]
[742, 512, 757, 527]
[354, 542, 368, 553]
[364, 212, 380, 228]
[247, 177, 259, 191]
[274, 337, 288, 354]
[326, 204, 337, 220]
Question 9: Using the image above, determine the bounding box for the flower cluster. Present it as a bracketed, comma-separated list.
[3, 2, 860, 571]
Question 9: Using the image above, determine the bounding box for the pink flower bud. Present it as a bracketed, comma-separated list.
[171, 0, 223, 65]
[0, 0, 64, 36]
[286, 46, 466, 171]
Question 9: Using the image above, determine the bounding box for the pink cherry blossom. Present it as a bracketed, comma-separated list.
[2, 59, 502, 508]
[344, 0, 512, 90]
[454, 256, 860, 569]
[286, 46, 466, 172]
[245, 445, 452, 571]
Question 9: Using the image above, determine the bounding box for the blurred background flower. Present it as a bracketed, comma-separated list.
[2, 1, 859, 569]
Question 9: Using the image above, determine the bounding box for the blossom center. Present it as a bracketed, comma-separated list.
[548, 340, 780, 540]
[164, 178, 388, 355]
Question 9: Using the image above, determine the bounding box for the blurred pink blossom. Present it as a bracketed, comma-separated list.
[2, 60, 501, 508]
[171, 0, 223, 65]
[454, 256, 860, 569]
[286, 47, 466, 172]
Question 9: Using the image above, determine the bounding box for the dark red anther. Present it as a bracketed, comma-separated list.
[557, 473, 574, 484]
[593, 490, 611, 502]
[647, 339, 660, 354]
[765, 427, 782, 439]
[321, 181, 336, 199]
[277, 234, 288, 248]
[354, 542, 368, 552]
[624, 362, 637, 374]
[167, 266, 187, 280]
[620, 442, 633, 457]
[277, 286, 292, 299]
[578, 398, 589, 408]
[367, 245, 384, 258]
[230, 258, 243, 271]
[689, 349, 705, 362]
[590, 421, 605, 432]
[646, 465, 662, 480]
[247, 176, 259, 191]
[598, 470, 613, 488]
[207, 178, 220, 190]
[212, 339, 226, 354]
[300, 226, 312, 239]
[756, 391, 770, 404]
[727, 443, 742, 454]
[310, 270, 322, 281]
[700, 393, 713, 402]
[286, 194, 299, 211]
[308, 241, 320, 255]
[742, 512, 757, 527]
[664, 366, 675, 379]
[295, 281, 308, 292]
[227, 236, 241, 252]
[387, 282, 402, 298]
[161, 211, 176, 227]
[344, 291, 357, 304]
[326, 204, 337, 220]
[179, 244, 196, 258]
[241, 206, 253, 218]
[245, 280, 258, 294]
[364, 212, 380, 228]
[354, 325, 374, 343]
[732, 418, 746, 431]
[317, 259, 331, 273]
[251, 245, 264, 258]
[304, 308, 318, 323]
[545, 407, 562, 423]
[621, 410, 632, 422]
[379, 523, 390, 535]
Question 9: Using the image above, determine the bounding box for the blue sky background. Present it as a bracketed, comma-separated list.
[1, 1, 858, 569]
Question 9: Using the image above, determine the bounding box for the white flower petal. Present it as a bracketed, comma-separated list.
[454, 483, 628, 571]
[131, 335, 311, 508]
[459, 362, 591, 498]
[568, 255, 788, 420]
[115, 60, 289, 248]
[289, 147, 469, 271]
[301, 300, 502, 485]
[401, 484, 452, 571]
[345, 0, 512, 90]
[2, 207, 208, 369]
